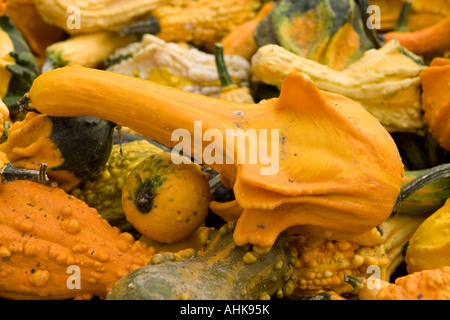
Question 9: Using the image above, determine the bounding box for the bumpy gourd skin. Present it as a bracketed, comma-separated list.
[71, 140, 163, 233]
[0, 180, 156, 300]
[106, 221, 298, 300]
[357, 267, 450, 300]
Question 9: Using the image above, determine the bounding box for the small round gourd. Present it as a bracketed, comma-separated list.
[122, 152, 211, 243]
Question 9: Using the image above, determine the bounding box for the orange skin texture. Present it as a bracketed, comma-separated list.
[0, 180, 155, 300]
[366, 267, 450, 300]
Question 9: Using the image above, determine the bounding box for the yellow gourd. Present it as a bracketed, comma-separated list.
[21, 66, 404, 248]
[405, 198, 450, 273]
[122, 152, 211, 243]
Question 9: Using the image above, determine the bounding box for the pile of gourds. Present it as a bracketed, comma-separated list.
[1, 0, 450, 300]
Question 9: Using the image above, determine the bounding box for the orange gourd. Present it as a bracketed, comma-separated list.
[214, 43, 254, 104]
[220, 1, 276, 60]
[0, 180, 156, 300]
[357, 267, 450, 300]
[21, 65, 404, 248]
[0, 0, 6, 15]
[384, 15, 450, 56]
[420, 57, 450, 151]
[5, 0, 67, 66]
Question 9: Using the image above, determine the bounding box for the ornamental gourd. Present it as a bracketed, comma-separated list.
[118, 0, 263, 52]
[404, 198, 450, 273]
[122, 152, 211, 243]
[251, 40, 426, 133]
[0, 14, 39, 119]
[0, 180, 156, 300]
[106, 34, 251, 98]
[43, 31, 137, 72]
[34, 0, 170, 34]
[21, 65, 404, 248]
[71, 140, 164, 233]
[369, 0, 450, 32]
[354, 267, 450, 300]
[4, 0, 66, 65]
[0, 111, 116, 191]
[253, 0, 374, 70]
[220, 1, 276, 60]
[106, 212, 423, 300]
[420, 57, 450, 152]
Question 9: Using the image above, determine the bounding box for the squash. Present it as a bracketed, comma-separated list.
[383, 6, 450, 57]
[43, 31, 137, 72]
[214, 43, 254, 104]
[119, 0, 263, 52]
[122, 152, 211, 243]
[290, 212, 426, 298]
[404, 198, 450, 273]
[4, 0, 67, 66]
[106, 221, 298, 300]
[71, 140, 163, 233]
[0, 112, 116, 192]
[0, 14, 39, 120]
[260, 0, 374, 70]
[396, 167, 450, 216]
[34, 0, 169, 34]
[21, 66, 404, 249]
[0, 180, 156, 300]
[220, 1, 276, 60]
[106, 34, 251, 98]
[251, 40, 426, 133]
[354, 267, 450, 300]
[369, 0, 450, 32]
[420, 57, 450, 151]
[106, 212, 423, 300]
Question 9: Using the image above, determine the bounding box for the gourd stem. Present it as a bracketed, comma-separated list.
[343, 274, 363, 290]
[1, 163, 49, 184]
[18, 94, 36, 113]
[393, 1, 412, 32]
[395, 163, 450, 208]
[214, 43, 236, 90]
[120, 16, 161, 35]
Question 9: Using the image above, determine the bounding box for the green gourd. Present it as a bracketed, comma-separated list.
[106, 221, 298, 300]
